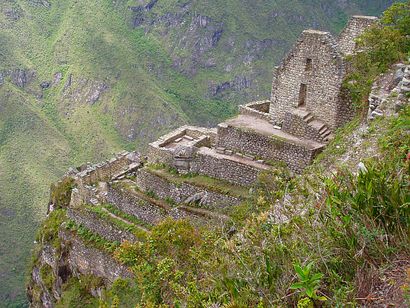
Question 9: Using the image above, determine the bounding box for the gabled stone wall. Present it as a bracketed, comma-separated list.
[269, 30, 345, 129]
[338, 15, 378, 55]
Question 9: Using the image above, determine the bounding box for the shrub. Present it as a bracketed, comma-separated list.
[50, 177, 75, 209]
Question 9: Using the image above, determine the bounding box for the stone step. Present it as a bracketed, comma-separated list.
[319, 127, 331, 135]
[304, 114, 314, 123]
[321, 130, 332, 138]
[293, 108, 311, 120]
[309, 120, 326, 131]
[324, 134, 334, 142]
[318, 125, 329, 134]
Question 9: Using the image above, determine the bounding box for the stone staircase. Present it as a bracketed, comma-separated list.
[290, 108, 333, 142]
[309, 119, 332, 141]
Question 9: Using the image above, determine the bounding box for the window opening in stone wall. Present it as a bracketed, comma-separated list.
[305, 58, 313, 71]
[298, 84, 307, 107]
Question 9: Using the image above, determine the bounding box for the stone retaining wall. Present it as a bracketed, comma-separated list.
[217, 125, 323, 173]
[136, 169, 241, 208]
[190, 152, 261, 186]
[67, 208, 137, 243]
[106, 184, 167, 225]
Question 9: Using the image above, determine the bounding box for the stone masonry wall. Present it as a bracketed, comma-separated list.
[282, 111, 323, 142]
[239, 100, 272, 122]
[217, 125, 324, 173]
[270, 30, 345, 129]
[136, 169, 241, 208]
[72, 151, 141, 186]
[338, 16, 378, 55]
[190, 151, 262, 186]
[67, 208, 137, 243]
[147, 126, 217, 165]
[106, 184, 168, 225]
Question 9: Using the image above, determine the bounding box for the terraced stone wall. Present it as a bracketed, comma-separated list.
[190, 152, 261, 186]
[136, 169, 241, 208]
[217, 124, 324, 173]
[67, 208, 137, 243]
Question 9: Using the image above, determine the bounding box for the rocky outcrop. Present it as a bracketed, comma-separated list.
[208, 75, 253, 97]
[62, 75, 108, 105]
[10, 68, 36, 88]
[28, 0, 51, 8]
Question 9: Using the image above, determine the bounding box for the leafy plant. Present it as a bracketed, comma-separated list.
[290, 262, 326, 301]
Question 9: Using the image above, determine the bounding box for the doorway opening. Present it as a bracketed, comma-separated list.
[298, 83, 307, 107]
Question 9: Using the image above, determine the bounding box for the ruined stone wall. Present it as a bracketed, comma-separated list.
[190, 152, 261, 186]
[67, 208, 137, 243]
[136, 169, 241, 208]
[106, 185, 167, 225]
[270, 30, 345, 129]
[72, 151, 141, 186]
[239, 100, 272, 122]
[217, 125, 324, 173]
[338, 16, 378, 55]
[147, 126, 217, 165]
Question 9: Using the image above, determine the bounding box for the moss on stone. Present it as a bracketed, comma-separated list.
[40, 264, 55, 291]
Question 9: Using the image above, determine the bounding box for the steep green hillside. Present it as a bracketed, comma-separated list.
[0, 0, 398, 305]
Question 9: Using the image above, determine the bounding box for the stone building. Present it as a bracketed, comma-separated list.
[148, 15, 378, 176]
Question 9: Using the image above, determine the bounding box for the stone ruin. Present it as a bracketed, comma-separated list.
[149, 15, 378, 176]
[33, 16, 404, 306]
[62, 15, 380, 216]
[54, 15, 380, 216]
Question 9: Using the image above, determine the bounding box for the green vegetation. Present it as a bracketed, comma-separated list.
[56, 276, 103, 308]
[343, 1, 410, 113]
[50, 177, 75, 209]
[35, 209, 67, 249]
[39, 264, 55, 291]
